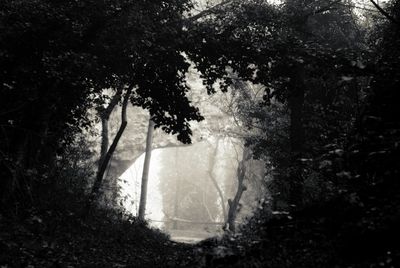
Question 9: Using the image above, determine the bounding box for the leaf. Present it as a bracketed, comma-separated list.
[341, 76, 353, 82]
[356, 59, 366, 69]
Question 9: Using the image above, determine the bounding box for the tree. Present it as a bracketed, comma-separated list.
[207, 138, 227, 222]
[225, 145, 251, 232]
[96, 88, 124, 172]
[185, 0, 368, 209]
[90, 87, 132, 203]
[349, 0, 400, 198]
[0, 0, 204, 207]
[138, 119, 155, 220]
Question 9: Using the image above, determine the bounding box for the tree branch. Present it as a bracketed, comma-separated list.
[88, 86, 133, 206]
[310, 0, 341, 16]
[186, 0, 236, 22]
[369, 0, 399, 25]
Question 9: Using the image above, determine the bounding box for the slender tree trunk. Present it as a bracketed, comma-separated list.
[98, 117, 109, 169]
[97, 88, 123, 169]
[287, 65, 305, 207]
[202, 187, 214, 222]
[173, 147, 180, 229]
[210, 175, 227, 222]
[282, 0, 309, 208]
[208, 138, 227, 222]
[138, 119, 155, 221]
[90, 121, 127, 198]
[288, 64, 305, 153]
[89, 87, 131, 204]
[225, 146, 250, 232]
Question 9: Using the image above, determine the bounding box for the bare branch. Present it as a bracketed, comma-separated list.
[186, 0, 236, 22]
[369, 0, 399, 24]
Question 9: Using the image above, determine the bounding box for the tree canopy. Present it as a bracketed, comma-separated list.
[1, 0, 400, 266]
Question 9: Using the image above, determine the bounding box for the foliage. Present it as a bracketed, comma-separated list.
[0, 189, 197, 267]
[0, 0, 203, 206]
[54, 132, 97, 196]
[1, 0, 400, 266]
[186, 0, 371, 208]
[187, 1, 400, 267]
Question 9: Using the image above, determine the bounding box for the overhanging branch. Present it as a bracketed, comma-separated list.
[186, 0, 236, 22]
[369, 0, 399, 25]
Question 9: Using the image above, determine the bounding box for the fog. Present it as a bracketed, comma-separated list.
[118, 136, 252, 241]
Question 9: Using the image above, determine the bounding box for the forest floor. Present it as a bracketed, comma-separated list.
[1, 191, 400, 267]
[0, 195, 201, 267]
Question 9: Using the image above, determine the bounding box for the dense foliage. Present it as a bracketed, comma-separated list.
[0, 0, 202, 208]
[1, 0, 399, 266]
[184, 0, 400, 266]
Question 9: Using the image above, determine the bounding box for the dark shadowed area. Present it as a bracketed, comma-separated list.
[1, 0, 400, 267]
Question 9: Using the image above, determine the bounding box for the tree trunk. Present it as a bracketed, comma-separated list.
[173, 147, 180, 229]
[285, 0, 309, 208]
[98, 117, 109, 169]
[225, 146, 250, 232]
[288, 74, 305, 156]
[138, 119, 155, 221]
[287, 65, 306, 207]
[97, 88, 123, 169]
[208, 138, 227, 222]
[89, 87, 131, 204]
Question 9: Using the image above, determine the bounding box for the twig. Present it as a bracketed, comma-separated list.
[369, 0, 399, 24]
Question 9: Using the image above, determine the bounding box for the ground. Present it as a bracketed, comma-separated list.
[1, 192, 400, 267]
[0, 200, 198, 267]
